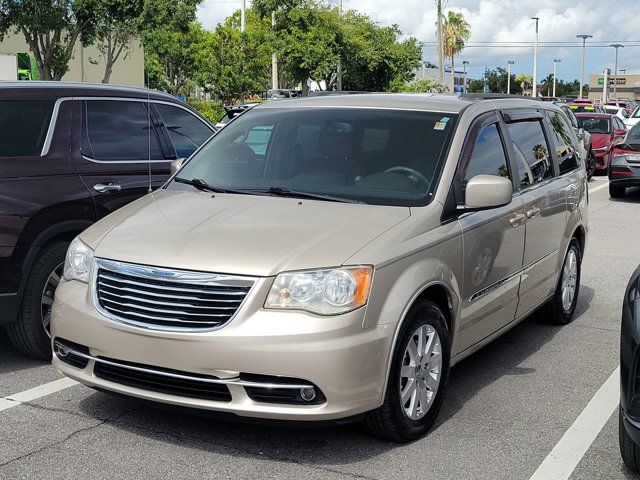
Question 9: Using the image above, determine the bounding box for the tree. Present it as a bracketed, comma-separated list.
[0, 0, 97, 80]
[443, 11, 470, 92]
[515, 73, 532, 95]
[391, 78, 447, 93]
[467, 67, 520, 94]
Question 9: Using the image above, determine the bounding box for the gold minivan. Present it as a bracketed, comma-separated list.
[52, 94, 588, 441]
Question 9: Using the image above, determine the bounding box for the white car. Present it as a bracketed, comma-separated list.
[625, 106, 640, 129]
[603, 105, 631, 125]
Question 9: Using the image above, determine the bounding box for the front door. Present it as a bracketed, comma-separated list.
[454, 115, 526, 352]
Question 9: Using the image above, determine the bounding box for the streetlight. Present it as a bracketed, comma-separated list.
[462, 60, 469, 92]
[576, 34, 593, 99]
[610, 43, 624, 99]
[337, 0, 343, 91]
[240, 0, 246, 32]
[507, 60, 514, 94]
[553, 59, 561, 98]
[531, 17, 539, 97]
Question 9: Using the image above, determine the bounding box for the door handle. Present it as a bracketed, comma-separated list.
[509, 213, 526, 227]
[526, 207, 541, 219]
[93, 182, 122, 193]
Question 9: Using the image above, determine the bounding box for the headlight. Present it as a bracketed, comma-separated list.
[265, 266, 373, 315]
[63, 237, 94, 283]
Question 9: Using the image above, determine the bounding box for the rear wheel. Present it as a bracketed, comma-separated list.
[610, 183, 626, 198]
[7, 241, 68, 360]
[542, 238, 581, 325]
[620, 407, 640, 473]
[363, 299, 450, 442]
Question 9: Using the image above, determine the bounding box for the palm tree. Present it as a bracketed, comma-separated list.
[443, 11, 471, 93]
[541, 73, 554, 96]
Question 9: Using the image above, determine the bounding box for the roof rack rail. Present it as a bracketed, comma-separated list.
[459, 93, 543, 101]
[307, 90, 369, 97]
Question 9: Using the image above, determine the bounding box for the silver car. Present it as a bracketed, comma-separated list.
[52, 94, 588, 442]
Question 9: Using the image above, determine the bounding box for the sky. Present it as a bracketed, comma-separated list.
[197, 0, 640, 83]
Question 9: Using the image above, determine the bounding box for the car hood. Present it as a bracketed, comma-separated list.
[590, 133, 611, 149]
[85, 189, 411, 277]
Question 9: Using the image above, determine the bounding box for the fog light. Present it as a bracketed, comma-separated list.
[57, 346, 69, 357]
[300, 387, 316, 402]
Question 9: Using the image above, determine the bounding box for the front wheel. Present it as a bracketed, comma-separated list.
[586, 151, 596, 180]
[620, 407, 640, 473]
[542, 238, 581, 325]
[363, 299, 450, 442]
[610, 183, 626, 198]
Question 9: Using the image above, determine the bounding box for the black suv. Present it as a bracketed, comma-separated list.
[0, 82, 215, 359]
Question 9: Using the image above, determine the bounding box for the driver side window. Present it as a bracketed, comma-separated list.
[463, 123, 510, 187]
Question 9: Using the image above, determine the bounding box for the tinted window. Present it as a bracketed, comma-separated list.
[547, 111, 579, 174]
[154, 104, 212, 159]
[174, 108, 458, 207]
[0, 100, 54, 157]
[507, 121, 552, 189]
[81, 100, 163, 161]
[576, 116, 610, 134]
[464, 123, 509, 185]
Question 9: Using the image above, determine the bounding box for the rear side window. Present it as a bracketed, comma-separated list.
[154, 104, 213, 159]
[506, 120, 553, 189]
[0, 100, 54, 157]
[463, 123, 510, 185]
[81, 100, 163, 161]
[546, 111, 579, 175]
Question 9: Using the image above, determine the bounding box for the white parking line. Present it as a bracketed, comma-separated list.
[529, 366, 620, 480]
[589, 181, 609, 194]
[0, 377, 78, 412]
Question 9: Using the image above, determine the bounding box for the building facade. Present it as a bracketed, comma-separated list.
[0, 32, 144, 87]
[588, 73, 640, 101]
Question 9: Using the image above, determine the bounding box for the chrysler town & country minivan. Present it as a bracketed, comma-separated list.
[52, 94, 588, 441]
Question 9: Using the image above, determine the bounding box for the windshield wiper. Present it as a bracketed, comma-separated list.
[174, 177, 256, 195]
[261, 186, 363, 204]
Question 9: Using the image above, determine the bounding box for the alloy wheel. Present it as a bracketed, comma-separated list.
[41, 263, 64, 337]
[561, 249, 578, 312]
[399, 324, 442, 420]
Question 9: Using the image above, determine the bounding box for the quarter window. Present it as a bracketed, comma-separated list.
[154, 104, 213, 159]
[0, 100, 54, 157]
[463, 123, 510, 185]
[506, 121, 553, 189]
[546, 111, 579, 175]
[81, 100, 164, 161]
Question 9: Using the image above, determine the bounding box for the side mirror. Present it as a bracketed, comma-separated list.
[464, 175, 513, 210]
[614, 129, 627, 138]
[170, 158, 185, 175]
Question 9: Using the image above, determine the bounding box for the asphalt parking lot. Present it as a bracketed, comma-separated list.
[1, 175, 639, 480]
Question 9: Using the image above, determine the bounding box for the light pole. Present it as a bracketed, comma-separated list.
[462, 60, 469, 92]
[531, 17, 539, 97]
[576, 34, 593, 99]
[241, 0, 246, 32]
[553, 59, 561, 98]
[271, 11, 278, 90]
[507, 60, 514, 94]
[611, 43, 624, 99]
[436, 0, 444, 83]
[336, 0, 343, 91]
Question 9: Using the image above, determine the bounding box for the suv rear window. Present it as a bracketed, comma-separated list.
[0, 100, 54, 157]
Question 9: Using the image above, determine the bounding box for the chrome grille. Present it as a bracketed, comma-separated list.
[94, 259, 255, 331]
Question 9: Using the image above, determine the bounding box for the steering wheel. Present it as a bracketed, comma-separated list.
[384, 166, 429, 187]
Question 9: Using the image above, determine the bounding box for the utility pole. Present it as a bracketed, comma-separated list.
[611, 43, 624, 99]
[531, 17, 539, 98]
[462, 60, 469, 92]
[271, 12, 278, 90]
[553, 59, 561, 98]
[507, 60, 514, 94]
[336, 0, 343, 91]
[602, 68, 610, 103]
[436, 0, 444, 83]
[241, 0, 246, 32]
[576, 34, 593, 99]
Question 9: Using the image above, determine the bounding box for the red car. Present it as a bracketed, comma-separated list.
[575, 113, 627, 172]
[609, 123, 640, 197]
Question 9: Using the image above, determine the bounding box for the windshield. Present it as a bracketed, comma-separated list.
[170, 107, 458, 206]
[576, 116, 610, 134]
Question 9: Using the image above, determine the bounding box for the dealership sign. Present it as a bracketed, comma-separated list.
[598, 77, 626, 85]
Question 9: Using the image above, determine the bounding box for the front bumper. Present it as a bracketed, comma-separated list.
[594, 151, 610, 170]
[622, 407, 640, 446]
[51, 278, 393, 421]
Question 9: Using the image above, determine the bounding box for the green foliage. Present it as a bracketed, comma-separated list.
[0, 0, 98, 80]
[468, 68, 522, 94]
[391, 78, 448, 93]
[443, 11, 470, 91]
[187, 99, 226, 123]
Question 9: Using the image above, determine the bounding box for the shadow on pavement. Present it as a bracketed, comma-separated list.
[609, 186, 640, 203]
[0, 331, 45, 375]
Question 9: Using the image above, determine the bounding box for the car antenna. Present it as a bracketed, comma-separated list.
[146, 57, 152, 193]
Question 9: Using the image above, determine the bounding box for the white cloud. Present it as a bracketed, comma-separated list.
[197, 0, 640, 81]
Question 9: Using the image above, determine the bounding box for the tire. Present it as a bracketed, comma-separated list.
[610, 183, 626, 198]
[542, 238, 581, 325]
[363, 299, 450, 442]
[7, 241, 69, 360]
[586, 150, 596, 181]
[620, 407, 640, 473]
